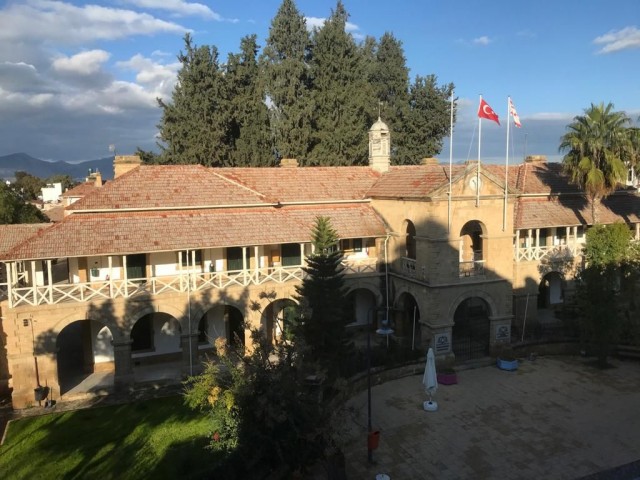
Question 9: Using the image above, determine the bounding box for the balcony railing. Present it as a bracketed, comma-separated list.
[5, 259, 378, 308]
[515, 244, 579, 262]
[401, 257, 417, 278]
[459, 260, 485, 277]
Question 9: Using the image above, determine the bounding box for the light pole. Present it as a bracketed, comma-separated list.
[366, 305, 375, 464]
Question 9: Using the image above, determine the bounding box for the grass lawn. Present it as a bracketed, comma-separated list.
[0, 396, 218, 480]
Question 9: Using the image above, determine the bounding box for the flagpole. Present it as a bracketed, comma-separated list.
[448, 91, 454, 233]
[503, 96, 510, 232]
[477, 95, 481, 207]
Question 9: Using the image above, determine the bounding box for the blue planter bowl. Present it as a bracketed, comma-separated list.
[497, 358, 518, 371]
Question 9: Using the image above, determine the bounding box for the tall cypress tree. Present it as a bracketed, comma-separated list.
[157, 34, 231, 166]
[307, 1, 374, 166]
[370, 32, 409, 163]
[261, 0, 312, 163]
[226, 35, 274, 166]
[402, 75, 455, 162]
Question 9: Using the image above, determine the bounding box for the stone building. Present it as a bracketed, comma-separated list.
[1, 119, 639, 408]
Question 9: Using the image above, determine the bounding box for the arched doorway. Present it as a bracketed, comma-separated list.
[538, 272, 563, 308]
[197, 305, 245, 348]
[345, 288, 377, 326]
[394, 293, 420, 350]
[263, 299, 297, 344]
[130, 312, 181, 367]
[452, 297, 491, 361]
[57, 320, 113, 394]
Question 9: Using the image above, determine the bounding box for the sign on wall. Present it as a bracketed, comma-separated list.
[434, 333, 450, 354]
[495, 324, 511, 342]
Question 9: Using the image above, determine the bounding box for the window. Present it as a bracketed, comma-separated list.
[353, 238, 363, 252]
[178, 250, 201, 267]
[281, 243, 301, 267]
[227, 247, 248, 271]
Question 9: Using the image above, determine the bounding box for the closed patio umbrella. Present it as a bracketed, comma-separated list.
[422, 347, 438, 411]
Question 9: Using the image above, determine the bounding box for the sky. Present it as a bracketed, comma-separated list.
[0, 0, 638, 164]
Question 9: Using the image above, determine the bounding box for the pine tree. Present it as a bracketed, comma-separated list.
[156, 34, 231, 166]
[261, 0, 313, 163]
[402, 75, 455, 162]
[307, 1, 375, 166]
[295, 216, 349, 375]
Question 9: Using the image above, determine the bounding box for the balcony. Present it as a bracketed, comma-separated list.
[4, 257, 379, 308]
[459, 260, 485, 277]
[515, 244, 579, 262]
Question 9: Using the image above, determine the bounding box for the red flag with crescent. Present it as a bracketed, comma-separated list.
[478, 98, 500, 125]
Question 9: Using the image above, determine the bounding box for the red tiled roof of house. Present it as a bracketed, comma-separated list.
[0, 224, 49, 253]
[62, 181, 102, 198]
[217, 166, 381, 202]
[516, 193, 640, 229]
[68, 165, 382, 211]
[67, 165, 268, 211]
[2, 204, 386, 261]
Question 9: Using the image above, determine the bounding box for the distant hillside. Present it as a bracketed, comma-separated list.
[0, 153, 114, 181]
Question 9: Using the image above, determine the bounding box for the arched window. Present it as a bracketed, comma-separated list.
[405, 221, 416, 260]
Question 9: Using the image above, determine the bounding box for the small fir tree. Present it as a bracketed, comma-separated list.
[295, 216, 350, 375]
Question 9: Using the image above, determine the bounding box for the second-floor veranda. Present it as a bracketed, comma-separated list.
[2, 239, 380, 308]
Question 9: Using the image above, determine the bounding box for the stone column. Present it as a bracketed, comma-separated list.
[180, 334, 200, 376]
[112, 340, 134, 389]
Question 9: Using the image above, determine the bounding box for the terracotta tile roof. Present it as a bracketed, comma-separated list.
[514, 162, 582, 195]
[216, 166, 381, 202]
[68, 165, 381, 211]
[43, 205, 65, 223]
[0, 224, 49, 254]
[516, 193, 640, 229]
[67, 165, 267, 211]
[62, 181, 102, 198]
[2, 205, 386, 261]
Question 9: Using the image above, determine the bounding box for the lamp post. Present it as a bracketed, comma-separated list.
[366, 305, 375, 464]
[367, 305, 394, 464]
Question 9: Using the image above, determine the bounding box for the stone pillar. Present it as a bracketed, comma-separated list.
[112, 340, 134, 388]
[180, 334, 200, 376]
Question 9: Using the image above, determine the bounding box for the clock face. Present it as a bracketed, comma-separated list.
[469, 177, 482, 191]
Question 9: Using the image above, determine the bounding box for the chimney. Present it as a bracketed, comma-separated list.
[280, 158, 299, 168]
[420, 157, 439, 165]
[93, 170, 102, 187]
[525, 155, 547, 164]
[114, 155, 142, 178]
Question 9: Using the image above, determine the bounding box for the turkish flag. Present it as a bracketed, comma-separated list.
[478, 99, 500, 125]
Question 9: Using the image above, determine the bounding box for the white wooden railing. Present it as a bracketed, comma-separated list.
[515, 244, 579, 262]
[5, 259, 378, 308]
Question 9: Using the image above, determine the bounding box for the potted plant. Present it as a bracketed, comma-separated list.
[495, 344, 518, 371]
[437, 360, 458, 385]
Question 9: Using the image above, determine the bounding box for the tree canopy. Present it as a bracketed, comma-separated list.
[0, 181, 48, 224]
[144, 0, 455, 167]
[560, 102, 632, 224]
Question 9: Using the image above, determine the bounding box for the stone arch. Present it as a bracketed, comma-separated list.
[56, 318, 114, 395]
[345, 287, 379, 326]
[262, 298, 299, 344]
[459, 220, 487, 263]
[402, 219, 417, 260]
[451, 296, 492, 361]
[53, 310, 122, 342]
[196, 304, 246, 348]
[538, 271, 564, 308]
[447, 289, 497, 324]
[130, 312, 181, 358]
[393, 292, 421, 349]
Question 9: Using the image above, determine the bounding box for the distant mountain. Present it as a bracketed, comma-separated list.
[0, 153, 114, 181]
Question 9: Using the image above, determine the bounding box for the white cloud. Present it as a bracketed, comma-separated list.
[123, 0, 221, 20]
[527, 112, 576, 122]
[53, 50, 111, 75]
[473, 36, 492, 46]
[0, 0, 189, 45]
[305, 16, 325, 30]
[116, 54, 180, 99]
[594, 26, 640, 54]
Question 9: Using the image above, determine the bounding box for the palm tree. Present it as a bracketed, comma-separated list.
[560, 102, 631, 224]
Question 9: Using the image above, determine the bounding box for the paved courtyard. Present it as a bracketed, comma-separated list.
[339, 356, 640, 479]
